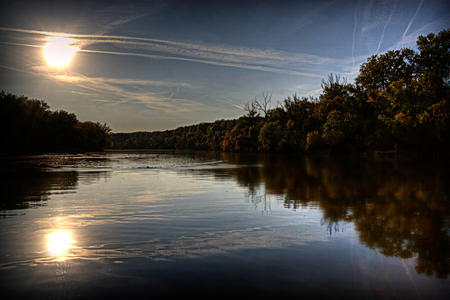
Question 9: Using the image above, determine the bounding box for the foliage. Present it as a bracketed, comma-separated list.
[0, 91, 112, 156]
[108, 29, 449, 157]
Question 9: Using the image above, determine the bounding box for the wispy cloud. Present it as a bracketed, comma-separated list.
[376, 0, 397, 54]
[403, 0, 423, 39]
[351, 2, 359, 71]
[217, 97, 246, 110]
[51, 74, 193, 88]
[95, 13, 148, 36]
[0, 41, 43, 48]
[0, 64, 38, 75]
[304, 88, 323, 98]
[392, 15, 450, 50]
[90, 2, 168, 35]
[168, 87, 179, 100]
[14, 62, 203, 115]
[0, 27, 334, 78]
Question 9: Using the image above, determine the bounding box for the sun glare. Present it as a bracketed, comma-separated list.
[43, 37, 79, 67]
[47, 231, 74, 257]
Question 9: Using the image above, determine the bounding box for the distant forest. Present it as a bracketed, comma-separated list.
[0, 91, 112, 156]
[112, 29, 450, 157]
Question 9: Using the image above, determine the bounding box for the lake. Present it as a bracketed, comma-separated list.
[1, 151, 449, 299]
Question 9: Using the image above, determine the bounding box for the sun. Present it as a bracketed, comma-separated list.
[43, 37, 79, 67]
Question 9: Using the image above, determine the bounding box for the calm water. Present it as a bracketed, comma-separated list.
[1, 151, 449, 299]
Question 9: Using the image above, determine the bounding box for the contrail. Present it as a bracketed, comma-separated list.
[0, 27, 332, 64]
[0, 26, 336, 81]
[168, 87, 179, 100]
[403, 0, 423, 39]
[352, 4, 358, 71]
[77, 49, 324, 78]
[219, 97, 246, 110]
[376, 0, 397, 54]
[0, 41, 43, 48]
[0, 64, 37, 75]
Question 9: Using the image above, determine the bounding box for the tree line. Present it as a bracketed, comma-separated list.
[0, 91, 112, 156]
[112, 29, 449, 157]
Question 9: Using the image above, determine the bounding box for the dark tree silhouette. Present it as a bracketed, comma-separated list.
[0, 91, 112, 156]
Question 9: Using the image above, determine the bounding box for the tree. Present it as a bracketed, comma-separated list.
[0, 91, 51, 155]
[109, 29, 449, 157]
[321, 73, 348, 99]
[254, 91, 272, 118]
[244, 100, 259, 118]
[258, 121, 282, 151]
[76, 122, 113, 151]
[322, 110, 345, 147]
[355, 48, 418, 93]
[0, 91, 113, 155]
[416, 29, 450, 87]
[48, 110, 79, 151]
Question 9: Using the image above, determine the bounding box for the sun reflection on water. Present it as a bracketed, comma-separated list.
[46, 231, 75, 259]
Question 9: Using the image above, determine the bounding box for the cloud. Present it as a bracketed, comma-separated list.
[95, 13, 148, 35]
[402, 0, 423, 39]
[217, 97, 246, 110]
[52, 74, 193, 88]
[376, 0, 397, 54]
[392, 15, 450, 50]
[17, 63, 202, 115]
[0, 27, 334, 78]
[90, 2, 169, 35]
[80, 48, 325, 78]
[0, 63, 38, 75]
[52, 74, 203, 113]
[303, 88, 323, 98]
[352, 3, 358, 70]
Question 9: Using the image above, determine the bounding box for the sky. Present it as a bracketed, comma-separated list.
[1, 1, 449, 132]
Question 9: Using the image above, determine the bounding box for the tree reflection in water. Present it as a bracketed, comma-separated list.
[1, 171, 79, 212]
[1, 153, 449, 278]
[216, 153, 450, 278]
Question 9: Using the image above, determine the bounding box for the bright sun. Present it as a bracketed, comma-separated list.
[43, 37, 79, 67]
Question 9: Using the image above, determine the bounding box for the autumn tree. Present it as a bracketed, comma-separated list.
[110, 29, 450, 157]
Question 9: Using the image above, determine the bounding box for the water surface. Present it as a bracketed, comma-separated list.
[1, 151, 449, 299]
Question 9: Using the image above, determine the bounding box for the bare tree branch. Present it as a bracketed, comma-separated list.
[244, 100, 258, 118]
[254, 91, 272, 117]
